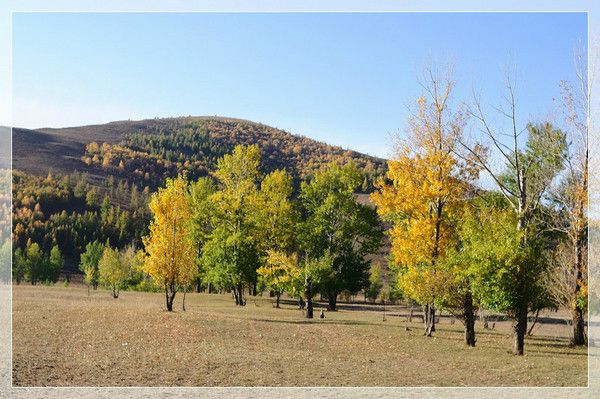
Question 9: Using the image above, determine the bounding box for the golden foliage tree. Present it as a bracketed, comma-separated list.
[98, 246, 128, 299]
[142, 174, 196, 311]
[257, 250, 298, 308]
[372, 66, 480, 338]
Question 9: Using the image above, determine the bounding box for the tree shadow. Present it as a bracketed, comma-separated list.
[248, 317, 421, 328]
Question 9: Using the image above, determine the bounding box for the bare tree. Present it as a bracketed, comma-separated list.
[546, 45, 592, 346]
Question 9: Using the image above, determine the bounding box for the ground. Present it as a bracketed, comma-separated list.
[12, 284, 587, 387]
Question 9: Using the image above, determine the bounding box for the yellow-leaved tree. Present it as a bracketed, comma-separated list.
[257, 250, 298, 308]
[371, 66, 480, 339]
[142, 174, 197, 311]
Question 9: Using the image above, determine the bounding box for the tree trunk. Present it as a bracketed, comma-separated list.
[236, 284, 245, 306]
[232, 287, 239, 305]
[327, 290, 338, 311]
[424, 304, 435, 336]
[165, 284, 176, 311]
[305, 280, 314, 319]
[464, 291, 476, 347]
[512, 303, 528, 355]
[182, 289, 187, 312]
[165, 287, 173, 312]
[572, 306, 586, 346]
[275, 292, 281, 308]
[571, 233, 587, 346]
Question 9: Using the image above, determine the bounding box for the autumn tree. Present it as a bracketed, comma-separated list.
[255, 169, 298, 254]
[98, 245, 129, 298]
[24, 240, 45, 285]
[372, 66, 480, 341]
[300, 162, 383, 311]
[142, 175, 197, 311]
[201, 145, 262, 305]
[257, 250, 298, 308]
[253, 169, 299, 303]
[459, 74, 566, 354]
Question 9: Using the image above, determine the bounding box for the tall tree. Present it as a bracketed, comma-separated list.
[300, 162, 383, 311]
[253, 169, 299, 303]
[372, 66, 480, 340]
[545, 49, 590, 346]
[189, 177, 217, 292]
[142, 175, 197, 311]
[458, 73, 566, 354]
[201, 145, 262, 305]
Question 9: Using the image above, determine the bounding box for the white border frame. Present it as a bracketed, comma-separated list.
[1, 1, 597, 398]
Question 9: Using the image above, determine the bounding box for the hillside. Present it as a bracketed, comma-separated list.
[11, 116, 390, 270]
[13, 116, 386, 191]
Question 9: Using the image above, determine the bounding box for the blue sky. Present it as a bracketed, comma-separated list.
[12, 12, 587, 158]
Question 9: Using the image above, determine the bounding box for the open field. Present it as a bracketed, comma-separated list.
[12, 284, 587, 387]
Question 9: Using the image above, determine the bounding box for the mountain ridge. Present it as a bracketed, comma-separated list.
[12, 116, 387, 191]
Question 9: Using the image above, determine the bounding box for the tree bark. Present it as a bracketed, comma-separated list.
[464, 291, 476, 347]
[275, 292, 281, 308]
[165, 287, 173, 312]
[165, 282, 176, 311]
[423, 304, 436, 336]
[236, 284, 245, 306]
[305, 280, 314, 319]
[572, 306, 586, 346]
[327, 290, 338, 311]
[512, 303, 528, 355]
[182, 289, 187, 312]
[571, 232, 587, 346]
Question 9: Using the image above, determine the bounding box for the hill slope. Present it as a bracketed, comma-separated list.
[13, 116, 386, 190]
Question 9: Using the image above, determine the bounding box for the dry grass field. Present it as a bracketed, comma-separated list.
[12, 284, 587, 387]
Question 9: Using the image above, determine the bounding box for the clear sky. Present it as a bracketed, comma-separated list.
[12, 12, 587, 158]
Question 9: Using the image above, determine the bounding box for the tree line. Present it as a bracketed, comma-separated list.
[140, 144, 384, 314]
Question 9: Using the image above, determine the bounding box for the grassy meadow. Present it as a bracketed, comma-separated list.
[12, 284, 587, 387]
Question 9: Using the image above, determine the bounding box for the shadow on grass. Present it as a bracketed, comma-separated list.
[248, 317, 421, 329]
[524, 348, 588, 357]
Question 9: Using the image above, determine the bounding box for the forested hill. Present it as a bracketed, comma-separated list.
[13, 116, 386, 191]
